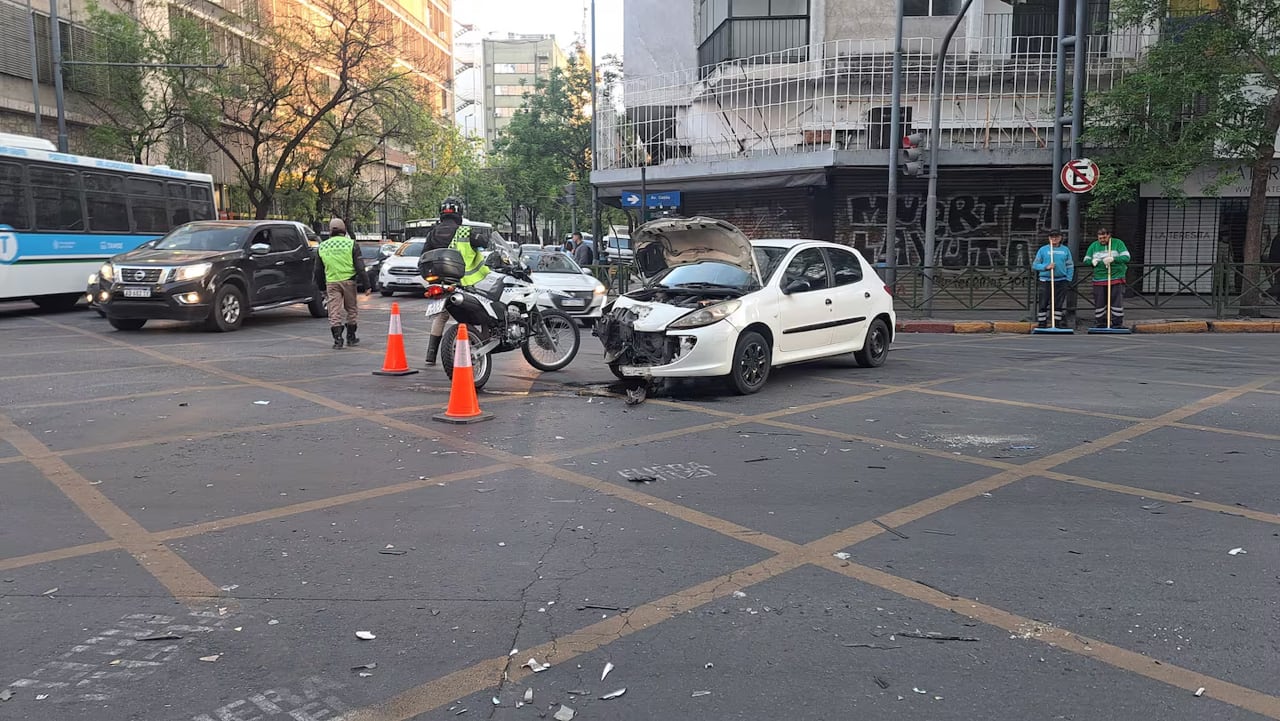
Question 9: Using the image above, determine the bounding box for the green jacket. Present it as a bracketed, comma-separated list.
[450, 226, 490, 286]
[1082, 238, 1131, 283]
[315, 234, 368, 287]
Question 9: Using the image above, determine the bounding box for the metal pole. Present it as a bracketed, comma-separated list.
[1051, 0, 1069, 235]
[49, 0, 68, 152]
[1068, 0, 1087, 259]
[640, 165, 648, 224]
[590, 0, 603, 244]
[885, 0, 905, 287]
[922, 0, 976, 316]
[382, 137, 389, 238]
[26, 0, 41, 134]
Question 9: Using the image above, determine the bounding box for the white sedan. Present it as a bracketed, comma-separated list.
[596, 217, 895, 394]
[519, 248, 608, 324]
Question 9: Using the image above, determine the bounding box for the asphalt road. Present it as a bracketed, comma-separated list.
[2, 295, 1279, 721]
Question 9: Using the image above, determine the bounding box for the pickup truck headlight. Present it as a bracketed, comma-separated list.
[173, 262, 213, 282]
[99, 262, 114, 282]
[668, 299, 742, 330]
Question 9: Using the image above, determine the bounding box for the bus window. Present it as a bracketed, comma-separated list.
[30, 166, 84, 231]
[84, 173, 130, 232]
[167, 182, 192, 226]
[128, 177, 168, 233]
[189, 184, 215, 220]
[0, 161, 31, 230]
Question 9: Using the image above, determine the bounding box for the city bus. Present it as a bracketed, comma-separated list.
[0, 133, 217, 310]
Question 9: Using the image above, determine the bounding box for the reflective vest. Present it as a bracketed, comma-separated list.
[318, 235, 356, 283]
[450, 226, 490, 286]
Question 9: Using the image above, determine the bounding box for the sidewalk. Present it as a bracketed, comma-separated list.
[894, 308, 1280, 334]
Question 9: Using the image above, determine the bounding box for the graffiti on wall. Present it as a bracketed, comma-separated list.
[835, 191, 1050, 270]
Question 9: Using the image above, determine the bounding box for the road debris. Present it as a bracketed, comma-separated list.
[139, 633, 183, 642]
[744, 457, 777, 463]
[692, 691, 711, 698]
[601, 661, 614, 681]
[600, 688, 626, 700]
[492, 697, 500, 706]
[833, 552, 852, 560]
[523, 658, 550, 673]
[199, 655, 221, 662]
[553, 704, 576, 721]
[705, 663, 714, 669]
[378, 549, 408, 555]
[626, 476, 659, 484]
[921, 529, 956, 536]
[356, 631, 377, 640]
[524, 688, 533, 703]
[867, 465, 887, 470]
[41, 587, 58, 596]
[900, 632, 978, 642]
[912, 687, 928, 695]
[1228, 548, 1246, 555]
[1195, 687, 1205, 697]
[580, 604, 622, 612]
[872, 519, 909, 539]
[732, 591, 747, 598]
[0, 690, 13, 701]
[352, 663, 377, 671]
[253, 400, 270, 406]
[268, 619, 279, 625]
[843, 643, 902, 650]
[874, 677, 890, 689]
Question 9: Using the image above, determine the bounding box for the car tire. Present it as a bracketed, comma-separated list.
[853, 318, 890, 368]
[608, 362, 626, 380]
[728, 330, 771, 395]
[440, 323, 492, 390]
[380, 289, 394, 297]
[108, 317, 147, 331]
[205, 284, 246, 332]
[307, 293, 326, 318]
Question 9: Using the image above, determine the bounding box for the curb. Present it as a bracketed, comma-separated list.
[952, 321, 993, 334]
[993, 321, 1037, 334]
[1208, 320, 1280, 333]
[897, 321, 955, 333]
[1133, 320, 1209, 334]
[895, 318, 1278, 334]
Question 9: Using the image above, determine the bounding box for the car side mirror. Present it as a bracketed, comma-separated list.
[582, 268, 594, 276]
[784, 278, 812, 294]
[249, 243, 270, 255]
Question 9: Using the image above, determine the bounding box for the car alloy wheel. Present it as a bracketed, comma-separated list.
[730, 330, 771, 395]
[220, 293, 242, 325]
[739, 341, 767, 385]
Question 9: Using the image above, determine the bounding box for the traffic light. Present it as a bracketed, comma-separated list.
[901, 131, 927, 177]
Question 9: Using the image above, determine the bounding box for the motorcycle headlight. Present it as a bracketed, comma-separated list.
[667, 299, 742, 330]
[99, 262, 114, 282]
[173, 262, 213, 282]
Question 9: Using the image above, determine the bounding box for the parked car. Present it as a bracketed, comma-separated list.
[599, 234, 634, 263]
[521, 248, 608, 325]
[380, 221, 502, 296]
[595, 216, 895, 394]
[92, 220, 326, 332]
[358, 241, 393, 291]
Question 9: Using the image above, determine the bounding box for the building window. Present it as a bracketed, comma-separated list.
[494, 63, 535, 74]
[904, 0, 961, 16]
[494, 85, 528, 96]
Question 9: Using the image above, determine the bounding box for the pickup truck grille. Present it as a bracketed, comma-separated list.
[117, 267, 164, 284]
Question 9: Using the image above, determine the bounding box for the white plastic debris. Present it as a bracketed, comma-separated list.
[600, 688, 626, 700]
[491, 697, 500, 706]
[199, 655, 221, 662]
[732, 591, 747, 598]
[1195, 687, 1206, 697]
[1228, 548, 1246, 555]
[912, 687, 927, 694]
[253, 400, 270, 406]
[553, 704, 575, 721]
[833, 552, 851, 560]
[692, 691, 711, 698]
[356, 631, 377, 640]
[523, 658, 549, 673]
[509, 649, 519, 657]
[523, 688, 533, 703]
[268, 619, 279, 625]
[601, 661, 614, 681]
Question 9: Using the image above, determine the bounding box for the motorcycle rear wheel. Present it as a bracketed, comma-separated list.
[440, 323, 493, 390]
[522, 309, 580, 372]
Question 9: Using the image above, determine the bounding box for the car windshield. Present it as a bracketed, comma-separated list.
[359, 245, 382, 259]
[655, 261, 755, 290]
[753, 246, 790, 282]
[396, 241, 426, 258]
[609, 236, 631, 249]
[154, 225, 249, 252]
[524, 250, 582, 274]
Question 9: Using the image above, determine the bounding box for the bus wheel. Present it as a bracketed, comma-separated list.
[32, 293, 83, 312]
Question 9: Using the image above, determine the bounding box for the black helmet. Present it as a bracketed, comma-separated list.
[439, 197, 464, 219]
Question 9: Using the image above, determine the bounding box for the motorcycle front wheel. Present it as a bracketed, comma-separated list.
[522, 309, 580, 372]
[440, 323, 493, 390]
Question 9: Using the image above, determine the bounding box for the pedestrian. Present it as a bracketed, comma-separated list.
[571, 232, 595, 267]
[1032, 228, 1074, 328]
[314, 218, 370, 349]
[1081, 227, 1131, 329]
[418, 198, 483, 365]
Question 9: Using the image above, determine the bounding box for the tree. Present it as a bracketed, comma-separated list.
[1087, 0, 1280, 312]
[173, 0, 443, 220]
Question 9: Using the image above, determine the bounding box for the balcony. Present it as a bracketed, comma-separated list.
[697, 16, 810, 77]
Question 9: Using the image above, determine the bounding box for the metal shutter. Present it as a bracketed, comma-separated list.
[680, 188, 814, 239]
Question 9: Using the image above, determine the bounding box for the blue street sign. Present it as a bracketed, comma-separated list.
[621, 191, 641, 207]
[621, 191, 682, 209]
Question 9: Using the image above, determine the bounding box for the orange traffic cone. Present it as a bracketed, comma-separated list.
[433, 323, 493, 424]
[372, 303, 419, 376]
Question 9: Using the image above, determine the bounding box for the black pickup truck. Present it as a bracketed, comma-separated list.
[93, 220, 326, 332]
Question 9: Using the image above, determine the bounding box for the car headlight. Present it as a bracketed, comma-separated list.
[173, 263, 213, 282]
[667, 299, 742, 330]
[99, 263, 114, 282]
[593, 283, 607, 296]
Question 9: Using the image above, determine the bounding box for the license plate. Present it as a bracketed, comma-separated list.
[561, 299, 586, 307]
[424, 298, 446, 316]
[122, 287, 151, 298]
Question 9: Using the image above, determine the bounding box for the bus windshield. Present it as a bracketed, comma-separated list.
[154, 225, 250, 252]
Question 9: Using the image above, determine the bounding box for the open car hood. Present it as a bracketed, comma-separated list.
[632, 217, 758, 283]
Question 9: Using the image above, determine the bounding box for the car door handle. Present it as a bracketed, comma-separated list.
[824, 298, 833, 305]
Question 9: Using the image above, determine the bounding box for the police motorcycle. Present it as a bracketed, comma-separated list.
[420, 238, 581, 389]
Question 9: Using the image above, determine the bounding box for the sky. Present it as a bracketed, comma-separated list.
[452, 0, 625, 59]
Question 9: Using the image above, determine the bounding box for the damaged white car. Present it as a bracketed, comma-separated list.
[595, 217, 895, 394]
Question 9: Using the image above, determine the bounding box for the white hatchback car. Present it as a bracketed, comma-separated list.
[596, 217, 895, 394]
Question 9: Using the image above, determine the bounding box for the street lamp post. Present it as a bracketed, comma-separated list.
[590, 0, 602, 245]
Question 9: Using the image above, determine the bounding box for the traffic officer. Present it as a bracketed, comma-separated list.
[314, 218, 370, 349]
[420, 199, 490, 365]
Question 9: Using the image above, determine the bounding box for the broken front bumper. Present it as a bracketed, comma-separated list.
[597, 308, 738, 378]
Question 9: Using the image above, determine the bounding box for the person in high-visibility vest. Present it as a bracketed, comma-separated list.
[314, 218, 370, 349]
[420, 198, 490, 365]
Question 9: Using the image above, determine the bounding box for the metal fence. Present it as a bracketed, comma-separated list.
[601, 28, 1153, 170]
